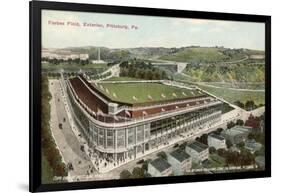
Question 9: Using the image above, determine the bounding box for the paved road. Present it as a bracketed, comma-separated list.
[97, 63, 120, 81]
[215, 55, 249, 65]
[49, 80, 95, 181]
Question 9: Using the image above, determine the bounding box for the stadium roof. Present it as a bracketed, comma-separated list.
[187, 141, 208, 153]
[169, 149, 190, 162]
[150, 158, 171, 172]
[94, 82, 205, 104]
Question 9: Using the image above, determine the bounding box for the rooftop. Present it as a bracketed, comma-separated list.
[150, 158, 171, 172]
[187, 141, 209, 153]
[209, 133, 225, 141]
[94, 81, 205, 105]
[223, 126, 250, 136]
[169, 149, 190, 162]
[245, 139, 262, 150]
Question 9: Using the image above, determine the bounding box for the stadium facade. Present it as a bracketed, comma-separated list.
[63, 75, 223, 163]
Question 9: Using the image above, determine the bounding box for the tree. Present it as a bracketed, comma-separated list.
[196, 134, 208, 145]
[237, 141, 245, 149]
[236, 119, 244, 126]
[120, 170, 132, 179]
[227, 121, 235, 129]
[213, 128, 223, 135]
[157, 151, 167, 160]
[234, 101, 244, 109]
[132, 167, 145, 178]
[154, 71, 161, 80]
[146, 70, 153, 80]
[248, 132, 265, 145]
[142, 159, 152, 171]
[161, 71, 167, 79]
[245, 100, 256, 111]
[226, 139, 233, 148]
[209, 146, 216, 154]
[179, 142, 187, 150]
[239, 149, 255, 166]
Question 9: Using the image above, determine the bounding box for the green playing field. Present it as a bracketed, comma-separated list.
[95, 82, 205, 104]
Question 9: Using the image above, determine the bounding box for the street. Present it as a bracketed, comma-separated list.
[49, 80, 95, 182]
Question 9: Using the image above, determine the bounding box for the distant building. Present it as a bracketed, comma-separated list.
[185, 141, 209, 163]
[208, 133, 227, 150]
[167, 149, 191, 175]
[79, 54, 89, 60]
[221, 126, 250, 144]
[245, 139, 262, 153]
[148, 158, 173, 177]
[42, 48, 89, 61]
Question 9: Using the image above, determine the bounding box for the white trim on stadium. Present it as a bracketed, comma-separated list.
[62, 74, 223, 168]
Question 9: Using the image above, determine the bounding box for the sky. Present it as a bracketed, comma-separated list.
[42, 10, 265, 50]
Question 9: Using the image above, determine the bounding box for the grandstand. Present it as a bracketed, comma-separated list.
[64, 74, 223, 168]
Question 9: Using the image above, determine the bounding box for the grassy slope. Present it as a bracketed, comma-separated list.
[97, 82, 203, 104]
[160, 47, 230, 63]
[41, 76, 67, 184]
[183, 65, 265, 82]
[173, 74, 265, 107]
[197, 84, 265, 105]
[159, 47, 264, 64]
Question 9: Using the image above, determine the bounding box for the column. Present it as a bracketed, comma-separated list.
[104, 129, 107, 149]
[125, 128, 128, 148]
[114, 130, 117, 150]
[143, 126, 145, 143]
[114, 130, 117, 162]
[97, 128, 99, 147]
[134, 127, 137, 147]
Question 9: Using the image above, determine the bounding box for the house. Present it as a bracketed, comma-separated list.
[208, 133, 227, 150]
[148, 158, 173, 177]
[185, 141, 209, 163]
[221, 126, 250, 144]
[167, 149, 192, 175]
[245, 114, 264, 133]
[245, 139, 262, 153]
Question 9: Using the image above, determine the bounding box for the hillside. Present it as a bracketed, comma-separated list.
[56, 46, 264, 65]
[159, 47, 264, 64]
[183, 64, 265, 82]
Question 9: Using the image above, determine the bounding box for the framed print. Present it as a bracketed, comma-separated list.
[29, 1, 271, 192]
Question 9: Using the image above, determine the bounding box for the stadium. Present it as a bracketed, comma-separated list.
[63, 74, 223, 168]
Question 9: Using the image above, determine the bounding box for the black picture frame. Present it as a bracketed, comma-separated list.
[30, 1, 271, 192]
